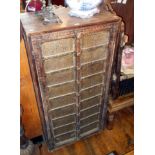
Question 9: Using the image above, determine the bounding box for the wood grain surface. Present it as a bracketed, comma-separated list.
[125, 150, 134, 155]
[20, 38, 42, 138]
[109, 93, 134, 113]
[20, 7, 121, 36]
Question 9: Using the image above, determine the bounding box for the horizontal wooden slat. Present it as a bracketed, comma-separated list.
[81, 73, 104, 89]
[46, 68, 75, 86]
[80, 122, 99, 136]
[80, 114, 99, 127]
[48, 81, 75, 98]
[81, 31, 109, 49]
[52, 114, 75, 128]
[49, 93, 76, 109]
[44, 53, 74, 73]
[80, 95, 101, 110]
[41, 38, 75, 58]
[55, 131, 76, 145]
[49, 104, 76, 119]
[80, 128, 99, 138]
[81, 60, 106, 77]
[50, 103, 75, 111]
[54, 122, 75, 130]
[81, 104, 100, 112]
[80, 105, 100, 119]
[80, 85, 102, 100]
[81, 45, 108, 64]
[80, 112, 100, 121]
[80, 120, 99, 129]
[54, 123, 76, 136]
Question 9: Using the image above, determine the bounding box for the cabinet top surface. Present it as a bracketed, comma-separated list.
[20, 7, 121, 36]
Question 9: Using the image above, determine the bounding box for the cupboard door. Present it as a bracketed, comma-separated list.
[31, 32, 78, 147]
[78, 30, 110, 137]
[43, 37, 77, 146]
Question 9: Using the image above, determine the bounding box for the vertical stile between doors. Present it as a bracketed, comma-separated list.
[75, 32, 82, 139]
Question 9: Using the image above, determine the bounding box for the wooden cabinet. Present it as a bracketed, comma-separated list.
[21, 7, 122, 150]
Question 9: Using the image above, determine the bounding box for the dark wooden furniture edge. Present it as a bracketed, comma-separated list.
[111, 21, 126, 99]
[107, 93, 134, 130]
[109, 93, 134, 113]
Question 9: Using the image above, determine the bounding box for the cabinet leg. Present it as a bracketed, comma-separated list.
[107, 112, 115, 130]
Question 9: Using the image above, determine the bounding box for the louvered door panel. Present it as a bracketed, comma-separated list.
[79, 31, 109, 137]
[41, 37, 77, 146]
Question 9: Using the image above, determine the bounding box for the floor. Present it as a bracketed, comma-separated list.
[33, 107, 134, 155]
